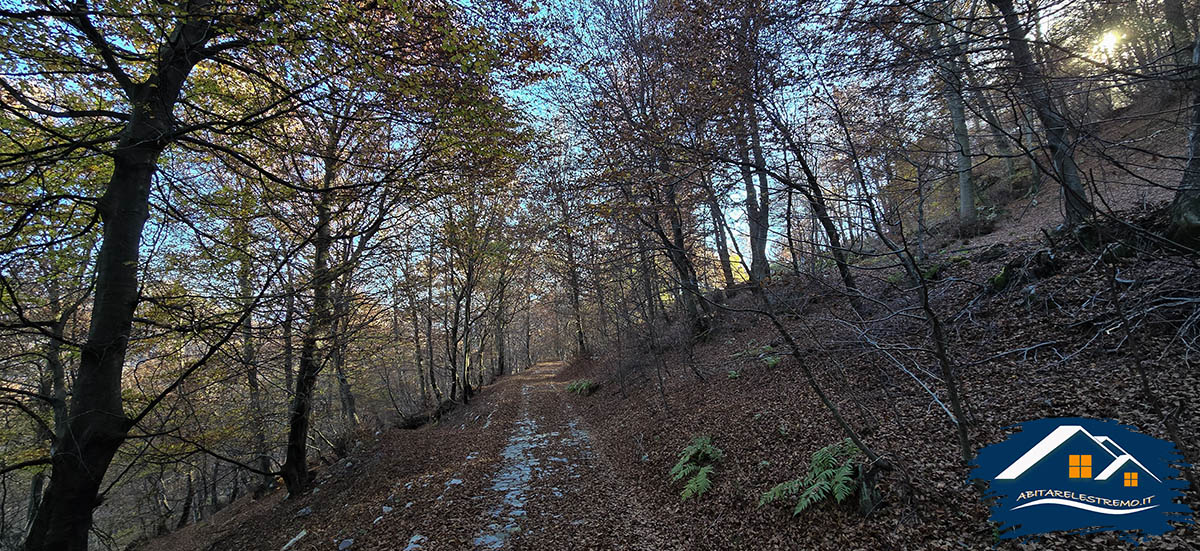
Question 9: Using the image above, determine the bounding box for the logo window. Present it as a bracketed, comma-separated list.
[1124, 472, 1138, 487]
[1069, 454, 1092, 478]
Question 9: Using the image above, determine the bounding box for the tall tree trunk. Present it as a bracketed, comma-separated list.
[494, 280, 507, 377]
[657, 178, 709, 329]
[552, 190, 589, 357]
[736, 133, 768, 287]
[209, 461, 219, 514]
[25, 474, 43, 531]
[447, 287, 461, 404]
[944, 52, 976, 229]
[792, 154, 860, 304]
[736, 3, 770, 286]
[280, 147, 338, 497]
[1164, 0, 1192, 70]
[1170, 34, 1200, 245]
[26, 141, 159, 551]
[785, 184, 800, 274]
[331, 279, 358, 427]
[29, 278, 69, 529]
[748, 108, 771, 281]
[426, 247, 441, 402]
[929, 3, 976, 228]
[154, 474, 171, 535]
[460, 267, 474, 403]
[24, 8, 221, 545]
[236, 218, 270, 490]
[702, 176, 736, 288]
[524, 268, 533, 369]
[283, 273, 296, 397]
[176, 472, 194, 530]
[399, 288, 427, 408]
[989, 0, 1091, 226]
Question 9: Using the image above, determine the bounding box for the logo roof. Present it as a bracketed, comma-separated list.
[994, 425, 1160, 482]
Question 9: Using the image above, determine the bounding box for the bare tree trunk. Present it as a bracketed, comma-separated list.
[398, 287, 427, 408]
[23, 9, 222, 545]
[283, 272, 296, 397]
[236, 219, 271, 491]
[27, 134, 159, 551]
[748, 109, 772, 281]
[944, 48, 976, 229]
[494, 279, 507, 377]
[176, 472, 194, 530]
[785, 184, 800, 274]
[658, 178, 709, 328]
[702, 176, 736, 288]
[989, 0, 1091, 226]
[736, 130, 769, 287]
[552, 190, 589, 357]
[1170, 35, 1200, 245]
[426, 244, 441, 402]
[25, 475, 43, 531]
[1164, 0, 1192, 70]
[154, 474, 171, 535]
[735, 4, 770, 287]
[280, 144, 339, 497]
[331, 278, 358, 428]
[525, 266, 534, 369]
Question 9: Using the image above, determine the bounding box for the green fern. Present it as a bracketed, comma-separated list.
[669, 461, 698, 482]
[681, 465, 714, 500]
[565, 379, 599, 396]
[759, 438, 860, 515]
[670, 436, 723, 501]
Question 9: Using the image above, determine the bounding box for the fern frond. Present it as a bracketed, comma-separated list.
[831, 460, 856, 503]
[670, 462, 698, 482]
[670, 436, 723, 502]
[758, 477, 805, 506]
[762, 438, 863, 516]
[794, 480, 828, 515]
[681, 466, 714, 501]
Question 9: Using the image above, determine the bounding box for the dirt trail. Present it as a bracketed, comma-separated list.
[475, 363, 661, 550]
[354, 361, 664, 550]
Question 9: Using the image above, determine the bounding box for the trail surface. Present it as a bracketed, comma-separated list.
[466, 363, 659, 550]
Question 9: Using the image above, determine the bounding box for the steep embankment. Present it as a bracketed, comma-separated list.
[553, 211, 1200, 550]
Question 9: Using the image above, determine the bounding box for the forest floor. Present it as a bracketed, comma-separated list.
[151, 201, 1200, 550]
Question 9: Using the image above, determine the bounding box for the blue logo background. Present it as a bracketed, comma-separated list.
[971, 417, 1191, 543]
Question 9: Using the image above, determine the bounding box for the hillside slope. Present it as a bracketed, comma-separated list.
[145, 180, 1200, 550]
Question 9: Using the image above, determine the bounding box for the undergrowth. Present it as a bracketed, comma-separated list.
[759, 438, 860, 515]
[565, 379, 599, 396]
[670, 436, 723, 501]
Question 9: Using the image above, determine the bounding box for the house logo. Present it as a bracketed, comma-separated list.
[972, 417, 1190, 543]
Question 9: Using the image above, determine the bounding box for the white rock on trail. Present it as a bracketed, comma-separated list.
[280, 529, 306, 551]
[403, 534, 427, 551]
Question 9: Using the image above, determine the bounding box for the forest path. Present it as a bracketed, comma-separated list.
[328, 361, 667, 551]
[473, 362, 663, 550]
